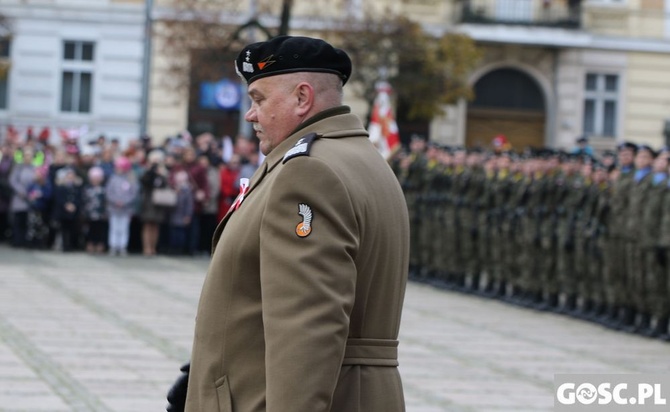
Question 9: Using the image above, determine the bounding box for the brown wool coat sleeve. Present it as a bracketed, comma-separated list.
[261, 158, 357, 411]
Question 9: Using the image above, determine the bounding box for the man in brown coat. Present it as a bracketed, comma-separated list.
[167, 36, 410, 412]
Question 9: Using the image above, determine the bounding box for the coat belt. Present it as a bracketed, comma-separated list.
[342, 338, 399, 367]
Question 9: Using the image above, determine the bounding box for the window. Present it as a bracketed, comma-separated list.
[61, 40, 95, 113]
[495, 0, 532, 22]
[0, 38, 9, 110]
[582, 73, 619, 138]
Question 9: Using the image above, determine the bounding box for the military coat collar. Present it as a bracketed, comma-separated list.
[212, 105, 367, 247]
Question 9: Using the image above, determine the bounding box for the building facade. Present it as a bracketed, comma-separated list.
[146, 0, 670, 151]
[0, 0, 146, 145]
[5, 1, 665, 151]
[429, 0, 670, 151]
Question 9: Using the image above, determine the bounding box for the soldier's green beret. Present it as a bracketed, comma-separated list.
[235, 36, 352, 85]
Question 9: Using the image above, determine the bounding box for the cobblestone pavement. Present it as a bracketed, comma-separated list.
[0, 245, 668, 412]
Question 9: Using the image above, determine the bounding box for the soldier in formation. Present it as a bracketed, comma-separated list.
[394, 137, 670, 340]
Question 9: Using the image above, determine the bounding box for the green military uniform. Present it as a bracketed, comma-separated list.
[588, 179, 612, 317]
[578, 178, 609, 314]
[417, 158, 441, 278]
[490, 167, 516, 296]
[518, 171, 546, 304]
[640, 172, 668, 332]
[477, 167, 497, 292]
[625, 168, 652, 322]
[655, 181, 670, 336]
[433, 162, 453, 282]
[604, 165, 635, 324]
[459, 164, 486, 289]
[555, 171, 581, 310]
[400, 152, 426, 276]
[538, 170, 562, 307]
[501, 169, 527, 298]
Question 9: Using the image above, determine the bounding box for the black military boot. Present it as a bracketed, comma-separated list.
[635, 313, 651, 336]
[572, 297, 591, 319]
[535, 291, 557, 311]
[408, 264, 420, 280]
[597, 304, 618, 327]
[501, 284, 518, 304]
[463, 273, 479, 294]
[584, 301, 605, 322]
[557, 293, 577, 315]
[493, 280, 506, 299]
[503, 283, 520, 303]
[547, 292, 560, 311]
[624, 312, 650, 334]
[613, 306, 636, 330]
[525, 290, 543, 309]
[643, 316, 669, 338]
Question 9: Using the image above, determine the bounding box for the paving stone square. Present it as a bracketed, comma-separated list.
[0, 245, 668, 411]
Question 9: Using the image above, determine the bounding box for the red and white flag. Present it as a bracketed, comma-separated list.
[368, 81, 400, 160]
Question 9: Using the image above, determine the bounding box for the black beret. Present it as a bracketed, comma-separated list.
[592, 161, 608, 171]
[617, 141, 638, 152]
[235, 36, 352, 85]
[637, 144, 657, 157]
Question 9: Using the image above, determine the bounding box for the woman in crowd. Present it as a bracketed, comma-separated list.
[139, 149, 170, 256]
[9, 147, 37, 247]
[217, 153, 241, 221]
[25, 165, 52, 248]
[0, 143, 14, 243]
[198, 153, 220, 253]
[106, 156, 139, 256]
[53, 167, 83, 252]
[168, 170, 193, 255]
[83, 166, 108, 254]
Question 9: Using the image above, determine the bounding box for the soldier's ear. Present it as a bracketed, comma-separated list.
[294, 82, 314, 116]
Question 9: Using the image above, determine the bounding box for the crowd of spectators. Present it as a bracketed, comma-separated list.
[0, 130, 260, 257]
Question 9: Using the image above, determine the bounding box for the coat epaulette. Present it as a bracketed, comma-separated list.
[283, 133, 319, 163]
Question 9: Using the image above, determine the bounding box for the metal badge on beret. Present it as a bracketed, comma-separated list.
[235, 36, 352, 85]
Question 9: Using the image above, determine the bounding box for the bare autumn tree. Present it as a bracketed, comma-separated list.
[332, 14, 481, 122]
[155, 0, 296, 97]
[155, 1, 480, 124]
[0, 14, 12, 80]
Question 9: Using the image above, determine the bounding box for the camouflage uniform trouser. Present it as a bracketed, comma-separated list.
[458, 208, 479, 278]
[603, 236, 628, 308]
[443, 207, 459, 277]
[539, 225, 558, 296]
[501, 218, 520, 291]
[556, 233, 577, 297]
[588, 236, 606, 306]
[490, 215, 506, 288]
[625, 241, 646, 313]
[406, 194, 421, 271]
[644, 248, 668, 318]
[574, 234, 590, 302]
[518, 215, 541, 293]
[434, 204, 450, 280]
[418, 199, 435, 275]
[477, 214, 492, 285]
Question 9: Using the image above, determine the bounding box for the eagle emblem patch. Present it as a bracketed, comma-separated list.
[296, 203, 313, 238]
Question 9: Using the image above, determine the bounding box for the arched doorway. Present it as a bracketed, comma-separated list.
[466, 68, 546, 150]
